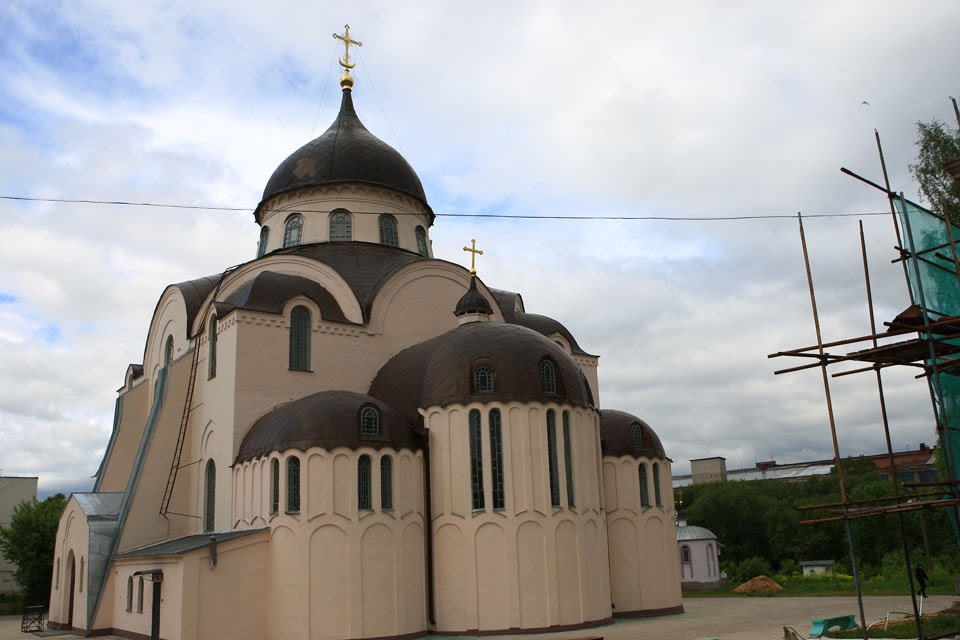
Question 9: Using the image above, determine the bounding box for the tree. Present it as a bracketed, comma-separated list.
[909, 118, 960, 224]
[0, 494, 66, 606]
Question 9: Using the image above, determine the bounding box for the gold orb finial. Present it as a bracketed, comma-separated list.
[332, 25, 363, 90]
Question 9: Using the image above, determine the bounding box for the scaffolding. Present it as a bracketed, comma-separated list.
[769, 125, 960, 640]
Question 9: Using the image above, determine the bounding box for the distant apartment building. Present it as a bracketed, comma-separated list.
[0, 476, 38, 592]
[673, 444, 937, 488]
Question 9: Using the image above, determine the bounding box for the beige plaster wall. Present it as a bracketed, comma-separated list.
[48, 499, 90, 630]
[603, 455, 682, 615]
[234, 446, 425, 640]
[110, 560, 182, 640]
[427, 401, 611, 633]
[98, 382, 149, 493]
[258, 183, 433, 257]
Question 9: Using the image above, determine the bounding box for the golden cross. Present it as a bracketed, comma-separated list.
[463, 239, 484, 275]
[332, 24, 363, 71]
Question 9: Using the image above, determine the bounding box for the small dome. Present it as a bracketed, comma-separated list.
[255, 89, 431, 222]
[600, 410, 666, 458]
[454, 276, 493, 317]
[677, 525, 717, 542]
[369, 322, 594, 426]
[236, 390, 422, 462]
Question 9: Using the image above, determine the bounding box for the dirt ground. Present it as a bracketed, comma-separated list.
[1, 595, 957, 640]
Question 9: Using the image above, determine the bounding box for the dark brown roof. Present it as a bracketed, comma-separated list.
[600, 410, 666, 459]
[173, 274, 220, 338]
[487, 288, 589, 356]
[217, 271, 351, 324]
[488, 288, 523, 321]
[369, 322, 595, 427]
[454, 276, 493, 316]
[255, 89, 431, 222]
[236, 390, 423, 462]
[268, 241, 429, 322]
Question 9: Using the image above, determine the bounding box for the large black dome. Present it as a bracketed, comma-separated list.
[255, 89, 430, 221]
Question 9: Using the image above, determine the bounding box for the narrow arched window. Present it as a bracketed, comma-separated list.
[378, 214, 399, 247]
[631, 423, 643, 450]
[207, 314, 217, 379]
[639, 463, 650, 507]
[489, 409, 505, 509]
[164, 336, 174, 367]
[257, 226, 269, 257]
[271, 459, 279, 514]
[540, 358, 557, 395]
[653, 462, 662, 507]
[546, 410, 560, 507]
[289, 305, 311, 371]
[358, 455, 372, 510]
[415, 226, 428, 257]
[286, 457, 300, 513]
[283, 214, 303, 247]
[469, 409, 484, 510]
[473, 365, 493, 393]
[79, 557, 84, 592]
[55, 558, 60, 590]
[562, 411, 575, 507]
[360, 406, 380, 436]
[681, 545, 691, 564]
[126, 576, 133, 611]
[380, 456, 393, 510]
[137, 577, 144, 613]
[329, 210, 352, 241]
[204, 459, 216, 532]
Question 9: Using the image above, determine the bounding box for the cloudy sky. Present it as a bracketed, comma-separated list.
[2, 1, 958, 497]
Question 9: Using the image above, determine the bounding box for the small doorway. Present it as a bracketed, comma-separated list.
[66, 553, 76, 629]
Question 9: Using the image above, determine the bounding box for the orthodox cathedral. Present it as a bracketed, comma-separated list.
[48, 29, 682, 640]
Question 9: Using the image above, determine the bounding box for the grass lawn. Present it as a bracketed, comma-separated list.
[826, 608, 960, 638]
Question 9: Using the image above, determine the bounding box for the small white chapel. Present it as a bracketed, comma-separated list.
[48, 27, 683, 640]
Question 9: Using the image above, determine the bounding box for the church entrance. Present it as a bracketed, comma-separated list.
[150, 579, 161, 640]
[66, 553, 75, 629]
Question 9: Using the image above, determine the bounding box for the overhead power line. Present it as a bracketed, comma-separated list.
[0, 194, 891, 222]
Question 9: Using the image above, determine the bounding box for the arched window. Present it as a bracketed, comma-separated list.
[204, 459, 216, 532]
[415, 226, 429, 257]
[707, 543, 716, 577]
[360, 406, 380, 436]
[283, 214, 303, 247]
[289, 306, 311, 371]
[270, 459, 279, 514]
[681, 545, 691, 564]
[164, 336, 174, 367]
[653, 462, 662, 507]
[358, 455, 372, 510]
[562, 411, 575, 507]
[473, 365, 493, 393]
[257, 226, 269, 257]
[137, 576, 144, 613]
[126, 576, 133, 611]
[489, 409, 505, 509]
[79, 557, 84, 592]
[380, 456, 393, 510]
[55, 558, 60, 589]
[639, 463, 650, 507]
[286, 457, 300, 513]
[630, 423, 643, 450]
[546, 410, 560, 507]
[378, 214, 399, 247]
[329, 210, 352, 241]
[540, 358, 557, 395]
[207, 314, 217, 379]
[469, 409, 484, 510]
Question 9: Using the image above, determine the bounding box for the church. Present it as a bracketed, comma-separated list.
[48, 28, 682, 640]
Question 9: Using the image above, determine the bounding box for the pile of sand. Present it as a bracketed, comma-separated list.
[732, 576, 783, 593]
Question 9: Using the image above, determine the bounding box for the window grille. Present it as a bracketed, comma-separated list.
[562, 411, 575, 507]
[360, 406, 380, 436]
[358, 455, 372, 510]
[489, 409, 505, 509]
[136, 577, 144, 613]
[546, 410, 560, 507]
[639, 464, 650, 507]
[283, 214, 303, 247]
[681, 546, 691, 563]
[469, 409, 485, 510]
[271, 459, 279, 514]
[415, 226, 429, 256]
[653, 462, 663, 506]
[380, 456, 393, 510]
[540, 359, 557, 394]
[204, 459, 216, 532]
[257, 226, 269, 257]
[289, 306, 311, 371]
[330, 211, 352, 241]
[286, 457, 300, 512]
[473, 365, 493, 393]
[378, 214, 399, 247]
[630, 423, 643, 449]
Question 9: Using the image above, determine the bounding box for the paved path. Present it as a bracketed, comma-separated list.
[1, 596, 956, 640]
